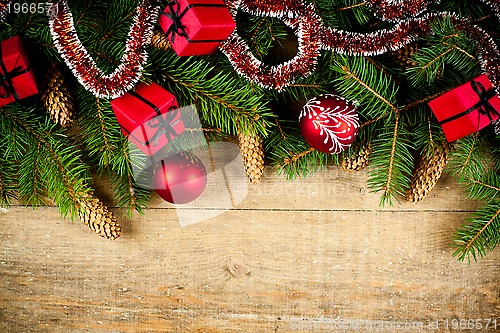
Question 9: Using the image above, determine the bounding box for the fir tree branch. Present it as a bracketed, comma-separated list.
[384, 112, 400, 198]
[368, 113, 414, 206]
[454, 203, 500, 262]
[337, 2, 367, 11]
[0, 104, 92, 218]
[331, 55, 399, 120]
[267, 120, 338, 179]
[448, 134, 488, 182]
[0, 159, 17, 206]
[76, 87, 149, 215]
[151, 53, 273, 137]
[341, 65, 398, 113]
[283, 147, 316, 165]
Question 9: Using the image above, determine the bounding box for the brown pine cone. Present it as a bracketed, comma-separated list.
[405, 142, 451, 204]
[78, 194, 121, 240]
[238, 130, 265, 184]
[150, 29, 171, 51]
[41, 63, 75, 127]
[342, 143, 372, 172]
[396, 43, 419, 68]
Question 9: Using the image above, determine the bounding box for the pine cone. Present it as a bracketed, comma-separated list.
[238, 130, 265, 184]
[396, 43, 419, 68]
[78, 194, 121, 240]
[342, 143, 372, 172]
[41, 63, 75, 127]
[150, 29, 171, 51]
[405, 142, 450, 204]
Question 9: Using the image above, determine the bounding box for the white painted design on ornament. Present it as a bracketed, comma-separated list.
[300, 94, 359, 154]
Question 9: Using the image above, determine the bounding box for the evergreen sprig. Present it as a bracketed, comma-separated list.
[267, 120, 339, 179]
[448, 135, 500, 261]
[149, 50, 274, 137]
[454, 202, 500, 262]
[76, 87, 150, 216]
[407, 17, 478, 86]
[0, 101, 92, 219]
[368, 114, 415, 205]
[331, 55, 399, 121]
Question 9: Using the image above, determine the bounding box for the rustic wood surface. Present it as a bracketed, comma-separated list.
[0, 166, 499, 333]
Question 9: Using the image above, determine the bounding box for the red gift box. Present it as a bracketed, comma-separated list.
[428, 74, 500, 142]
[0, 36, 38, 107]
[111, 82, 185, 156]
[159, 0, 236, 56]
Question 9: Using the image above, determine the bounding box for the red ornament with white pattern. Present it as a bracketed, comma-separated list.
[299, 94, 359, 154]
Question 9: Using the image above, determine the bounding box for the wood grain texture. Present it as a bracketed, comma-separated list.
[0, 167, 499, 333]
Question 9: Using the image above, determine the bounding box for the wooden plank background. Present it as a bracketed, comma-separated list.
[0, 166, 499, 332]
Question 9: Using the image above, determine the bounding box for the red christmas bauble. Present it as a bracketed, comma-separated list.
[299, 94, 359, 154]
[153, 152, 207, 204]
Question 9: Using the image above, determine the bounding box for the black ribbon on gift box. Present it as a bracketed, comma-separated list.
[438, 79, 500, 128]
[0, 41, 31, 101]
[126, 90, 181, 148]
[162, 0, 228, 44]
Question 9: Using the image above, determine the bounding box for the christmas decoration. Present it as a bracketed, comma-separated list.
[159, 0, 236, 56]
[0, 1, 9, 22]
[395, 43, 419, 69]
[154, 152, 207, 204]
[406, 142, 450, 204]
[48, 0, 159, 99]
[78, 193, 121, 240]
[112, 84, 182, 150]
[238, 130, 265, 184]
[299, 94, 359, 154]
[428, 74, 500, 142]
[494, 119, 500, 135]
[364, 0, 438, 22]
[111, 82, 184, 156]
[1, 0, 500, 259]
[41, 63, 75, 127]
[0, 35, 37, 107]
[341, 143, 372, 172]
[150, 29, 172, 51]
[220, 0, 323, 90]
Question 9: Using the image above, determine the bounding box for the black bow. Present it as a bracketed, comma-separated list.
[163, 1, 189, 44]
[128, 90, 181, 148]
[145, 106, 181, 147]
[470, 80, 500, 127]
[438, 79, 500, 128]
[161, 1, 227, 44]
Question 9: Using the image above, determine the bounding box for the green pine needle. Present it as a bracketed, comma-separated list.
[453, 202, 500, 262]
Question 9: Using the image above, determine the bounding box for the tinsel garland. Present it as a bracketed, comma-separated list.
[320, 14, 435, 56]
[364, 0, 440, 22]
[0, 0, 11, 22]
[221, 0, 500, 92]
[48, 0, 159, 99]
[219, 0, 323, 90]
[480, 0, 500, 19]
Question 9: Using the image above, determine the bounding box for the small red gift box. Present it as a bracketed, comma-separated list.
[428, 74, 500, 142]
[0, 36, 38, 107]
[111, 82, 185, 156]
[159, 0, 236, 56]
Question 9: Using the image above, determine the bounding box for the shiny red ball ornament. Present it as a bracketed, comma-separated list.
[299, 94, 359, 154]
[153, 152, 207, 204]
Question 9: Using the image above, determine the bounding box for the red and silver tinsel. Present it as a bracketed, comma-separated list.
[0, 0, 11, 22]
[219, 0, 323, 90]
[37, 0, 500, 96]
[48, 0, 159, 99]
[219, 0, 500, 93]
